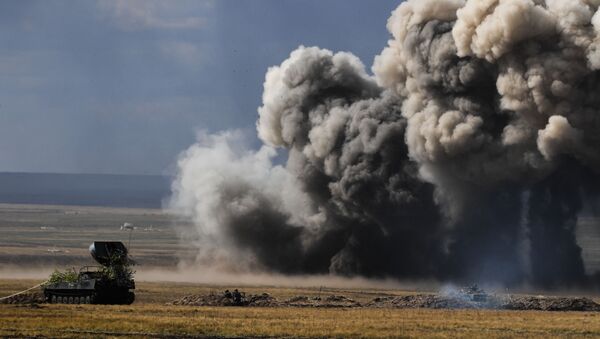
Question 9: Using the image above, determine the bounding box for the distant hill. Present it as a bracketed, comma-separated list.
[0, 172, 171, 208]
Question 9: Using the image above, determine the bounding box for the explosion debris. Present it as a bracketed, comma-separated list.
[170, 0, 600, 287]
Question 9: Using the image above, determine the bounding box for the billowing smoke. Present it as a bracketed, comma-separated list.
[170, 0, 600, 287]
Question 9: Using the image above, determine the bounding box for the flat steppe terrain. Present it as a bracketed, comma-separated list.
[3, 279, 600, 338]
[3, 203, 600, 338]
[0, 203, 191, 269]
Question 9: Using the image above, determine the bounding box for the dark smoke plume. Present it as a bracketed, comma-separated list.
[170, 0, 600, 287]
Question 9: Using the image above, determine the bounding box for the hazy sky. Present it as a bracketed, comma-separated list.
[0, 0, 399, 174]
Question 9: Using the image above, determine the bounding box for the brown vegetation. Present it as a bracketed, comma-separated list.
[2, 280, 600, 338]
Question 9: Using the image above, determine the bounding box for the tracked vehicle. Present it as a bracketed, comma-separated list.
[43, 241, 135, 304]
[458, 284, 488, 302]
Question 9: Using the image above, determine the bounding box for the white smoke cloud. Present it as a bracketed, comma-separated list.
[453, 0, 556, 61]
[537, 116, 583, 160]
[170, 130, 321, 269]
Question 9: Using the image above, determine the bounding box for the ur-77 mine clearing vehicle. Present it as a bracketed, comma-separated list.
[43, 241, 135, 304]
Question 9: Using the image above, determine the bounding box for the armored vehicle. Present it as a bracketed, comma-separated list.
[43, 241, 135, 304]
[459, 284, 488, 302]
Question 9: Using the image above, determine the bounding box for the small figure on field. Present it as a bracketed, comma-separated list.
[233, 289, 242, 305]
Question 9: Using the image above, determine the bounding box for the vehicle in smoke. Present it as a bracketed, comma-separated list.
[457, 284, 488, 303]
[43, 241, 135, 304]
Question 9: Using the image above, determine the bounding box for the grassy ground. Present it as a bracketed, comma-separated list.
[4, 303, 600, 338]
[3, 203, 600, 337]
[2, 280, 600, 338]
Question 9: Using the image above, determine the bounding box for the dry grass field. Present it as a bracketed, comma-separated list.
[3, 203, 600, 338]
[2, 279, 600, 338]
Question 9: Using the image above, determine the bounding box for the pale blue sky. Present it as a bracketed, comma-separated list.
[0, 0, 399, 174]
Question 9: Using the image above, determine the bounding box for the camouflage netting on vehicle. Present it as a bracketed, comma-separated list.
[47, 269, 78, 285]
